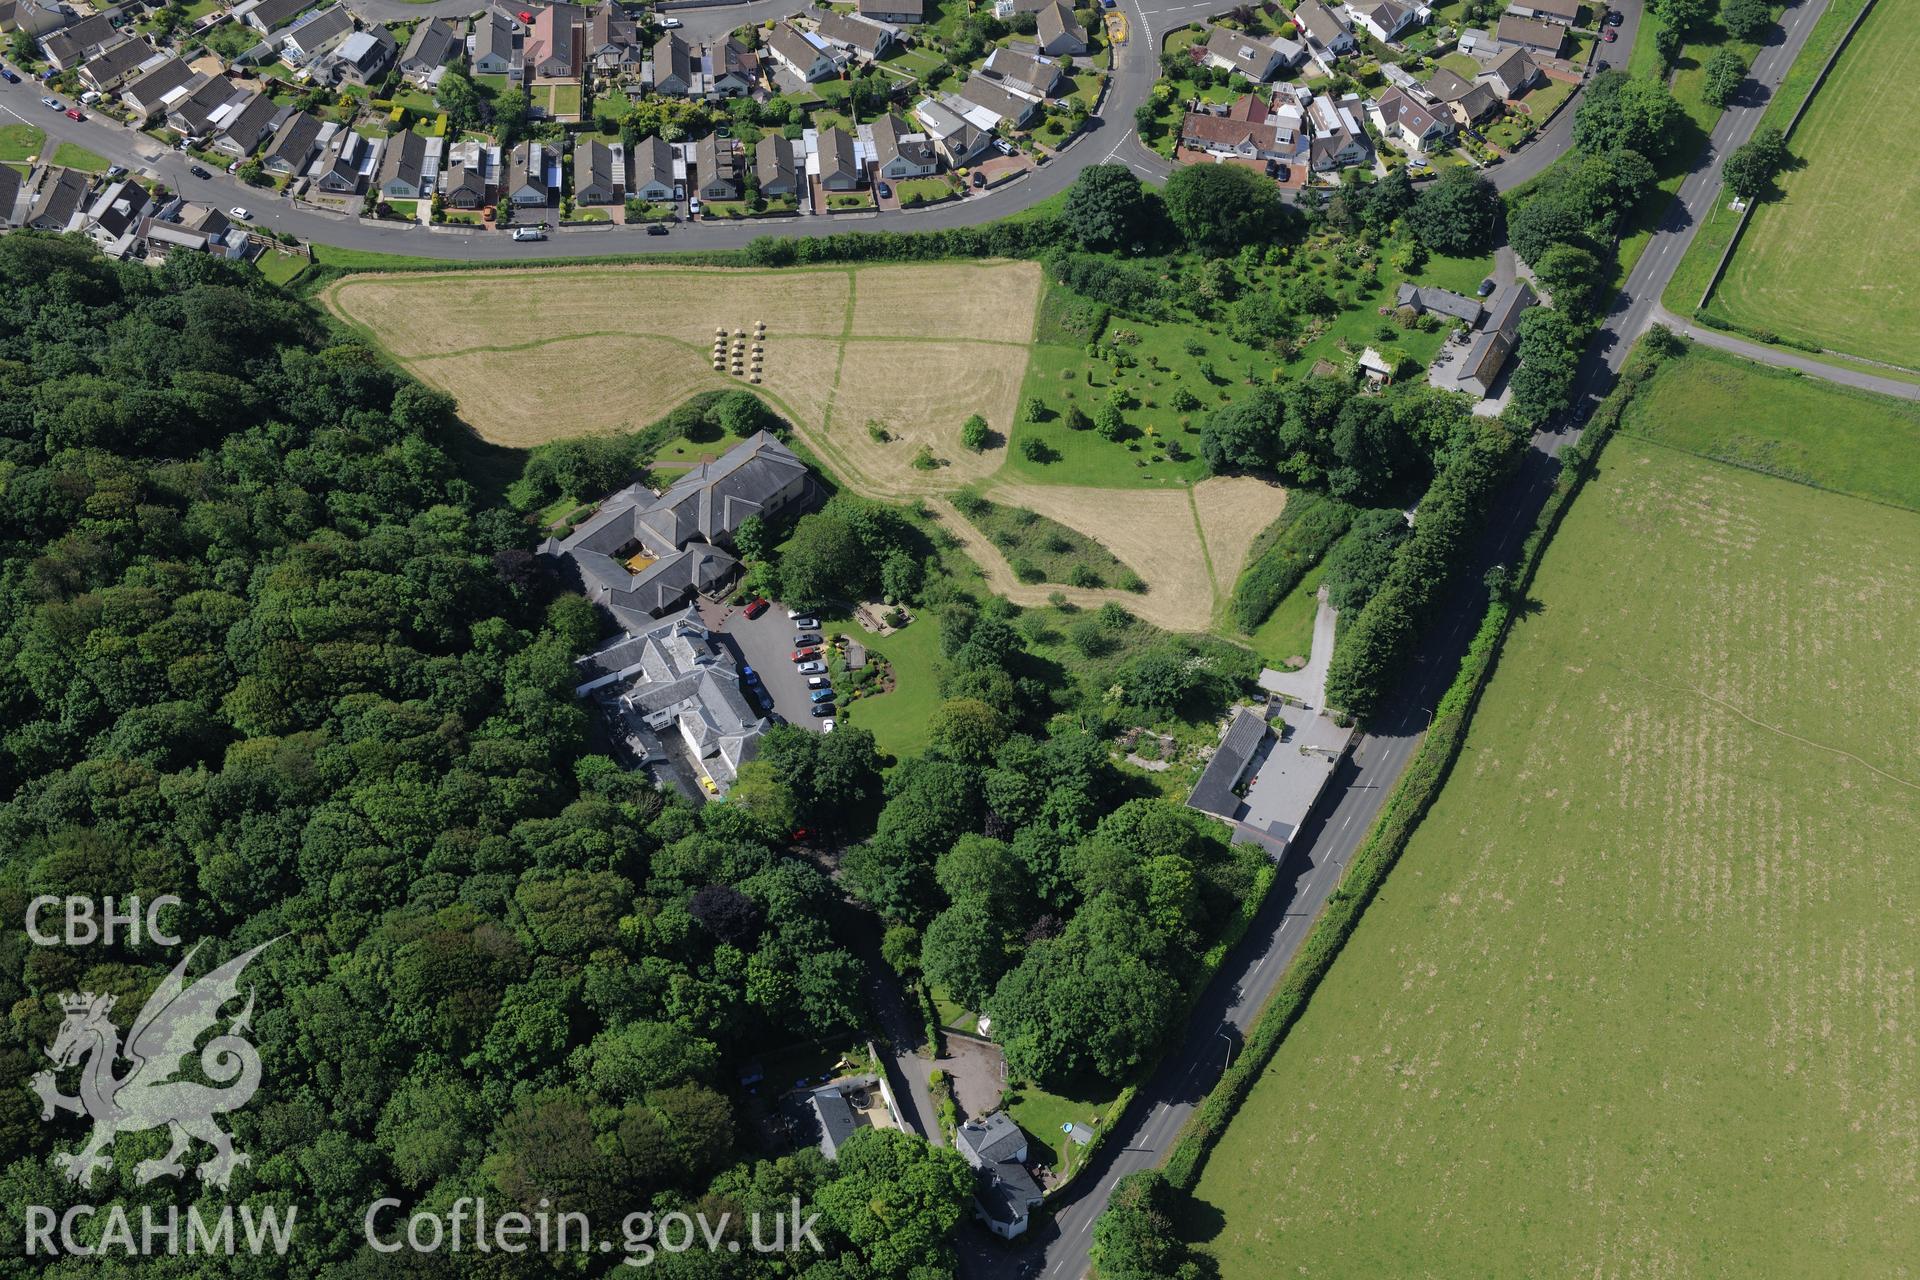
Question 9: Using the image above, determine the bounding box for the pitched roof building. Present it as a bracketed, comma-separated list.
[1202, 26, 1305, 82]
[400, 16, 462, 72]
[955, 1114, 1043, 1241]
[1494, 13, 1566, 55]
[755, 133, 797, 196]
[1034, 0, 1084, 55]
[27, 166, 89, 231]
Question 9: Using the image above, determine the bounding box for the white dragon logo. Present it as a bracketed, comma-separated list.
[30, 939, 279, 1191]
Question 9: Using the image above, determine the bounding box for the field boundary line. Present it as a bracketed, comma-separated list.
[1183, 484, 1223, 614]
[1623, 427, 1920, 517]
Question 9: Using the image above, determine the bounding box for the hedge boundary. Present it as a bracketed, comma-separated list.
[1159, 331, 1680, 1193]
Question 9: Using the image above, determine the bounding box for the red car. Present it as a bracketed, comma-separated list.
[65, 107, 84, 120]
[1602, 27, 1616, 40]
[743, 597, 769, 619]
[790, 647, 821, 663]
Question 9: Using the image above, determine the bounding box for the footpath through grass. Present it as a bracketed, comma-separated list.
[1190, 354, 1920, 1277]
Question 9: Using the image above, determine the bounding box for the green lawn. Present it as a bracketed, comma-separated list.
[1710, 3, 1917, 368]
[650, 427, 753, 472]
[832, 612, 942, 761]
[1242, 561, 1326, 670]
[254, 251, 312, 287]
[928, 984, 978, 1033]
[1193, 359, 1920, 1277]
[1003, 1079, 1120, 1182]
[0, 123, 45, 164]
[893, 175, 954, 206]
[950, 492, 1143, 591]
[1619, 345, 1920, 510]
[548, 82, 581, 115]
[50, 142, 109, 172]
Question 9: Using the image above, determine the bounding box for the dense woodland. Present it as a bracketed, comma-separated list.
[0, 237, 973, 1278]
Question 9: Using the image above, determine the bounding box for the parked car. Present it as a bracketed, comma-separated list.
[1602, 27, 1616, 40]
[971, 171, 987, 189]
[789, 647, 820, 662]
[0, 68, 19, 84]
[820, 719, 835, 733]
[1477, 277, 1497, 297]
[806, 676, 831, 690]
[229, 206, 252, 220]
[809, 688, 836, 704]
[790, 615, 819, 629]
[689, 197, 702, 217]
[105, 164, 126, 179]
[646, 223, 668, 235]
[511, 226, 546, 241]
[796, 660, 825, 675]
[808, 703, 836, 718]
[876, 180, 892, 199]
[743, 597, 769, 619]
[786, 607, 808, 620]
[189, 164, 212, 179]
[1606, 8, 1623, 23]
[659, 15, 682, 26]
[792, 632, 821, 647]
[40, 96, 62, 109]
[64, 107, 83, 120]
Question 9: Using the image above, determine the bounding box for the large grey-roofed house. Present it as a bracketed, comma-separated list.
[120, 56, 197, 120]
[236, 0, 318, 35]
[400, 15, 462, 73]
[955, 1114, 1043, 1240]
[1188, 701, 1354, 857]
[1034, 0, 1084, 55]
[27, 166, 90, 231]
[574, 607, 767, 793]
[814, 9, 898, 57]
[80, 37, 160, 93]
[542, 431, 810, 632]
[1457, 280, 1535, 396]
[1202, 26, 1304, 81]
[281, 4, 353, 60]
[0, 165, 21, 229]
[1396, 282, 1482, 324]
[1494, 12, 1566, 55]
[805, 1075, 899, 1160]
[755, 133, 797, 197]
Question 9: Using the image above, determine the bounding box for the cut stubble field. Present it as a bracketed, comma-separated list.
[1714, 4, 1920, 368]
[1193, 362, 1920, 1275]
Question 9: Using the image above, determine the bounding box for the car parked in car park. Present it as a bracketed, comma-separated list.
[792, 632, 820, 647]
[808, 688, 836, 704]
[796, 660, 825, 675]
[820, 719, 835, 733]
[806, 676, 830, 690]
[743, 597, 769, 619]
[809, 703, 836, 718]
[790, 647, 820, 663]
[790, 616, 819, 630]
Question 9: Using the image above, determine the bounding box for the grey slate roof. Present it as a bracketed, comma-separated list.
[0, 164, 20, 228]
[629, 133, 674, 192]
[975, 1161, 1043, 1225]
[817, 125, 859, 184]
[1483, 280, 1536, 335]
[955, 1112, 1027, 1169]
[597, 606, 766, 785]
[81, 37, 157, 89]
[401, 15, 461, 67]
[808, 1075, 879, 1160]
[28, 166, 89, 231]
[262, 109, 325, 171]
[755, 132, 796, 192]
[1188, 708, 1270, 819]
[1396, 282, 1482, 323]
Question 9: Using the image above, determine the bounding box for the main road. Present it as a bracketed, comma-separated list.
[0, 0, 1600, 256]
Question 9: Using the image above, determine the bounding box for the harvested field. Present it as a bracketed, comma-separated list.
[1191, 475, 1289, 603]
[845, 260, 1043, 342]
[826, 341, 1026, 494]
[1194, 428, 1920, 1276]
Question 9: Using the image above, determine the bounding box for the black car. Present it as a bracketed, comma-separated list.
[971, 171, 986, 189]
[1477, 277, 1497, 297]
[809, 703, 836, 718]
[876, 181, 892, 199]
[1606, 8, 1623, 23]
[189, 164, 212, 179]
[646, 223, 668, 235]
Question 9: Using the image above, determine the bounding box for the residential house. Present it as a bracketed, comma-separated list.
[984, 45, 1064, 96]
[817, 126, 862, 190]
[1345, 0, 1421, 43]
[628, 134, 676, 201]
[957, 74, 1042, 128]
[1493, 13, 1566, 55]
[1202, 26, 1306, 82]
[79, 38, 158, 94]
[867, 112, 938, 179]
[766, 21, 840, 83]
[27, 166, 89, 232]
[0, 0, 70, 39]
[1458, 280, 1535, 395]
[806, 1076, 898, 1160]
[856, 0, 922, 23]
[993, 0, 1052, 15]
[261, 109, 327, 176]
[814, 9, 898, 59]
[166, 79, 240, 137]
[505, 140, 553, 204]
[1395, 282, 1481, 323]
[1306, 90, 1369, 169]
[280, 4, 353, 61]
[0, 164, 20, 229]
[1478, 46, 1541, 98]
[143, 200, 243, 260]
[78, 177, 149, 257]
[573, 136, 623, 203]
[914, 96, 995, 166]
[1034, 0, 1085, 55]
[650, 32, 693, 94]
[1293, 0, 1355, 55]
[693, 133, 742, 200]
[585, 0, 640, 72]
[399, 16, 461, 75]
[40, 12, 114, 69]
[310, 128, 380, 193]
[524, 1, 584, 78]
[119, 56, 197, 121]
[1426, 66, 1502, 123]
[703, 38, 756, 97]
[1507, 0, 1580, 24]
[544, 431, 809, 634]
[754, 133, 797, 198]
[471, 6, 522, 80]
[440, 138, 498, 206]
[954, 1115, 1044, 1241]
[327, 26, 396, 85]
[1180, 94, 1293, 161]
[375, 126, 431, 198]
[1370, 84, 1451, 151]
[235, 0, 318, 35]
[210, 93, 282, 160]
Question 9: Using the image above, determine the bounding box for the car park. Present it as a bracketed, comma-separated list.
[744, 597, 769, 619]
[790, 647, 820, 662]
[806, 676, 830, 690]
[808, 703, 835, 718]
[796, 660, 825, 675]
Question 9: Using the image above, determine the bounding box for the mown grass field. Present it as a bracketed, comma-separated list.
[1713, 3, 1919, 367]
[1192, 355, 1920, 1277]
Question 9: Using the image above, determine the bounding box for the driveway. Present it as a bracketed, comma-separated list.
[699, 598, 831, 732]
